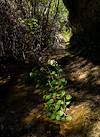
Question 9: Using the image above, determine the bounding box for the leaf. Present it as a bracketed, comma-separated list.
[61, 78, 66, 82]
[60, 91, 65, 97]
[51, 80, 57, 85]
[45, 95, 51, 100]
[50, 113, 56, 120]
[47, 104, 52, 111]
[66, 95, 72, 100]
[66, 115, 72, 121]
[55, 104, 60, 111]
[56, 100, 62, 105]
[57, 100, 64, 105]
[56, 115, 61, 120]
[53, 93, 57, 97]
[43, 95, 46, 100]
[47, 99, 54, 105]
[57, 110, 64, 116]
[60, 78, 67, 85]
[58, 69, 63, 73]
[51, 71, 56, 75]
[66, 101, 71, 106]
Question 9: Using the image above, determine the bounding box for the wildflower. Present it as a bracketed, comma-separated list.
[29, 72, 33, 77]
[48, 59, 57, 66]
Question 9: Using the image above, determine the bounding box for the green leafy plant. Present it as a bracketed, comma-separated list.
[27, 59, 72, 121]
[21, 17, 39, 35]
[43, 59, 72, 121]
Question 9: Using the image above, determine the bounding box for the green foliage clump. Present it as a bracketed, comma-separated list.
[29, 60, 72, 120]
[22, 18, 39, 34]
[28, 59, 72, 121]
[43, 60, 72, 121]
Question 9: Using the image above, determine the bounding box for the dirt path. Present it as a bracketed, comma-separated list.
[60, 55, 100, 137]
[0, 54, 100, 137]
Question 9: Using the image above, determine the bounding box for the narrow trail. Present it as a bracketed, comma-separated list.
[61, 55, 100, 95]
[0, 52, 100, 137]
[60, 54, 100, 137]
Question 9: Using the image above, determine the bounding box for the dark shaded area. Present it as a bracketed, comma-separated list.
[58, 54, 100, 101]
[63, 0, 100, 64]
[0, 66, 62, 137]
[69, 32, 100, 65]
[20, 120, 60, 137]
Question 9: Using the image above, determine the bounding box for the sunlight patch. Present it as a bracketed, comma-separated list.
[78, 71, 89, 81]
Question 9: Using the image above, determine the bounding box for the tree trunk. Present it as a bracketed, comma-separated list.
[63, 0, 100, 62]
[63, 0, 100, 38]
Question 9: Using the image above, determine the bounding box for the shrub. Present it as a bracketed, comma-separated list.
[29, 59, 72, 121]
[43, 59, 72, 121]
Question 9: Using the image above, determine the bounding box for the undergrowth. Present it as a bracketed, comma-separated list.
[26, 59, 72, 121]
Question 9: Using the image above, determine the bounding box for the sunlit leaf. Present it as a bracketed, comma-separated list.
[60, 90, 65, 97]
[66, 101, 71, 106]
[47, 99, 54, 104]
[57, 100, 64, 105]
[66, 95, 72, 100]
[56, 115, 61, 120]
[55, 104, 60, 111]
[45, 95, 51, 100]
[57, 110, 64, 116]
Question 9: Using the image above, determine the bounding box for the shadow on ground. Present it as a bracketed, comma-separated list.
[69, 33, 100, 65]
[0, 67, 61, 137]
[0, 56, 100, 137]
[58, 48, 100, 137]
